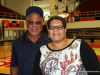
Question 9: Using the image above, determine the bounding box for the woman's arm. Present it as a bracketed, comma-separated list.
[33, 49, 42, 75]
[80, 40, 100, 75]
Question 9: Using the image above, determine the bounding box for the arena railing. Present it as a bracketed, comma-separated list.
[68, 10, 100, 22]
[71, 10, 100, 18]
[0, 12, 26, 20]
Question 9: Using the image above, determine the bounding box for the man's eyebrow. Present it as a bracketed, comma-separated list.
[27, 20, 41, 21]
[27, 20, 33, 22]
[50, 25, 63, 26]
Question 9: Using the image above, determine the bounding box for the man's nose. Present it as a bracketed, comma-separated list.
[32, 22, 37, 26]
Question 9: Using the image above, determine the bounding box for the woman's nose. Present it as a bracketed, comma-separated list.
[54, 27, 58, 31]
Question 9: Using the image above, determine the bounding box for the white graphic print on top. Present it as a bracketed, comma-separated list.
[40, 39, 88, 75]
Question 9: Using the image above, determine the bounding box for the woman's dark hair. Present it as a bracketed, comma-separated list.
[47, 16, 67, 29]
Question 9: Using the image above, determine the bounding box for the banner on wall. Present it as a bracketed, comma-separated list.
[2, 20, 24, 28]
[69, 17, 74, 22]
[80, 17, 95, 21]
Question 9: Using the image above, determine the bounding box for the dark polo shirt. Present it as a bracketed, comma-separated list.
[10, 31, 51, 75]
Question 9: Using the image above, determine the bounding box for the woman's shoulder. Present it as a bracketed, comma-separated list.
[67, 39, 83, 44]
[67, 38, 74, 42]
[67, 38, 78, 43]
[47, 42, 52, 46]
[40, 44, 47, 49]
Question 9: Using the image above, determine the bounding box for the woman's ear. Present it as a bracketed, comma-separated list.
[65, 28, 67, 32]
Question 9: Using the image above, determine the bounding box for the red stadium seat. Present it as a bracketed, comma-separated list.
[97, 55, 100, 63]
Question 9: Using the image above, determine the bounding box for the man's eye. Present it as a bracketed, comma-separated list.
[35, 21, 41, 25]
[28, 22, 33, 23]
[28, 22, 33, 24]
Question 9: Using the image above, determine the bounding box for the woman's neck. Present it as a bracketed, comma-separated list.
[48, 38, 74, 50]
[50, 38, 68, 50]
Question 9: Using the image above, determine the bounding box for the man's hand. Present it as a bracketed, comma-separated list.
[10, 66, 19, 75]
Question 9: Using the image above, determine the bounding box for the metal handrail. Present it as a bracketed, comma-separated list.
[71, 10, 100, 18]
[0, 12, 26, 19]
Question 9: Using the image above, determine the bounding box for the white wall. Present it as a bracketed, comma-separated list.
[33, 0, 50, 16]
[4, 0, 32, 16]
[4, 0, 14, 10]
[4, 0, 50, 16]
[67, 20, 100, 29]
[58, 2, 66, 13]
[49, 0, 58, 16]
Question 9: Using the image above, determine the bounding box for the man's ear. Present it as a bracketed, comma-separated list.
[42, 22, 44, 26]
[25, 21, 28, 27]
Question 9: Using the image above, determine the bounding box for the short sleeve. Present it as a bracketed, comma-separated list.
[80, 40, 100, 75]
[10, 43, 18, 67]
[33, 49, 42, 75]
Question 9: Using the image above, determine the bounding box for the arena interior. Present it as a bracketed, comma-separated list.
[0, 0, 100, 75]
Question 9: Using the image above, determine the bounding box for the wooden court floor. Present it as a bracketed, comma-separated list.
[0, 41, 100, 74]
[0, 42, 11, 75]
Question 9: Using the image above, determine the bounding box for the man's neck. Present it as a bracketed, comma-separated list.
[27, 33, 41, 43]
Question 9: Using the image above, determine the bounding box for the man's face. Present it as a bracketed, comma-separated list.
[26, 13, 43, 36]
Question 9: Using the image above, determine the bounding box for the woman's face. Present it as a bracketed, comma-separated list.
[48, 19, 67, 43]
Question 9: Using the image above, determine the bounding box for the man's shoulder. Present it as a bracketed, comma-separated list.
[42, 33, 51, 42]
[13, 34, 24, 44]
[41, 32, 51, 44]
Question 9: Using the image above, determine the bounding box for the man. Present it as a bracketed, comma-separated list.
[10, 6, 51, 75]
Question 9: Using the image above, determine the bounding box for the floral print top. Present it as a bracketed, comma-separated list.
[39, 39, 87, 75]
[33, 39, 100, 75]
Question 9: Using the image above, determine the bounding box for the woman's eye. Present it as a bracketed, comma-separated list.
[50, 27, 54, 29]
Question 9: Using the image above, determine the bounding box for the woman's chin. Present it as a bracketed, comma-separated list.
[52, 39, 61, 43]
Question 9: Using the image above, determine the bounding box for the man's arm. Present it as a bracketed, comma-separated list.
[10, 43, 19, 75]
[10, 66, 19, 75]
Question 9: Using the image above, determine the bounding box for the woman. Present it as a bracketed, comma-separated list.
[33, 16, 100, 75]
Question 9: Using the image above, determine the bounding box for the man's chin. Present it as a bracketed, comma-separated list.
[30, 32, 38, 35]
[31, 33, 38, 36]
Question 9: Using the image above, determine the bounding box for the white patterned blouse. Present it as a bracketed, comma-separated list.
[33, 39, 100, 75]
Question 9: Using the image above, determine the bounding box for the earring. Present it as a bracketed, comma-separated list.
[65, 34, 66, 37]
